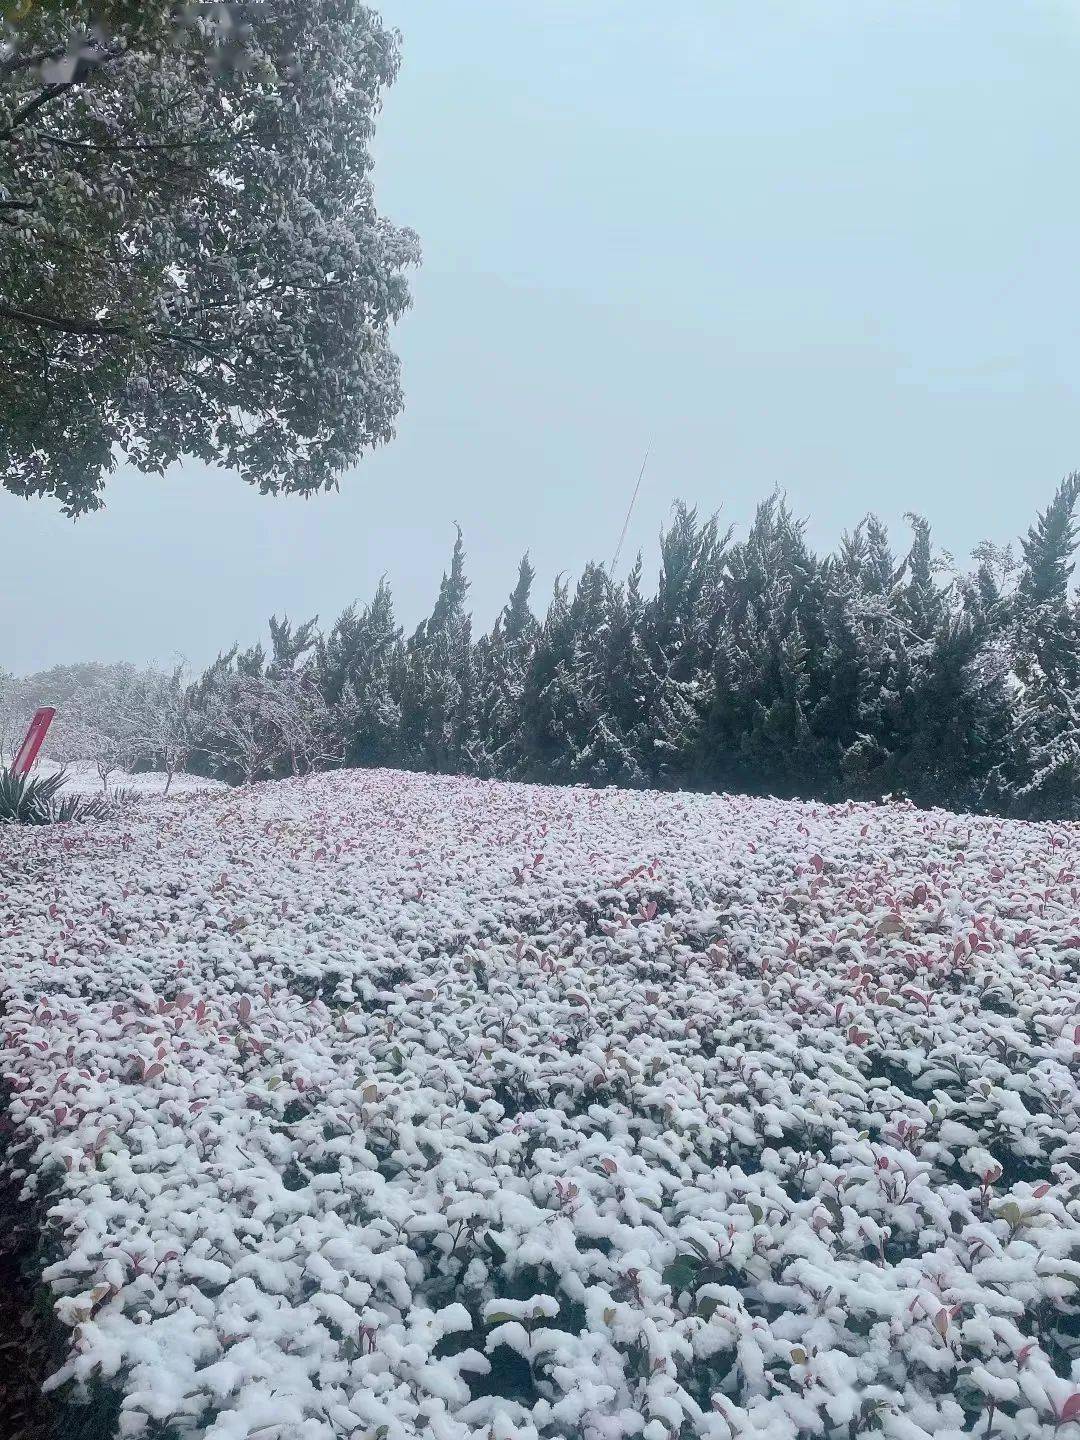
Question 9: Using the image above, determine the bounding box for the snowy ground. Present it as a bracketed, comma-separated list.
[34, 758, 226, 797]
[1, 771, 1079, 1440]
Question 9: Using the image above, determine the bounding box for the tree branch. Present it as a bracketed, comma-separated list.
[1, 302, 267, 382]
[37, 128, 237, 154]
[0, 46, 67, 80]
[0, 301, 129, 336]
[0, 82, 74, 139]
[1, 38, 126, 82]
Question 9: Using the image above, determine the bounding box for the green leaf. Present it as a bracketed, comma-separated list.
[953, 1370, 985, 1414]
[483, 1231, 507, 1263]
[663, 1255, 700, 1293]
[486, 1312, 517, 1326]
[790, 1346, 807, 1364]
[747, 1201, 764, 1225]
[821, 1195, 843, 1226]
[994, 1200, 1023, 1228]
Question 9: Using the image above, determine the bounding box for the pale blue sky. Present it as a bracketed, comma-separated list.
[3, 0, 1079, 672]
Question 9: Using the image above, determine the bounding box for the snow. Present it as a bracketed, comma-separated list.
[34, 758, 226, 797]
[1, 770, 1079, 1439]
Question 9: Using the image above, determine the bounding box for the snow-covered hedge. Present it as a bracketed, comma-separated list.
[1, 771, 1079, 1440]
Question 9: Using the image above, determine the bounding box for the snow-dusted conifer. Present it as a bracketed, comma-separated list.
[1009, 473, 1080, 816]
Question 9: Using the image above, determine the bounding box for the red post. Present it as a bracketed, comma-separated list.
[12, 707, 56, 777]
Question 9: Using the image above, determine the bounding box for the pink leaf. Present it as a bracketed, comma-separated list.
[1033, 1182, 1051, 1199]
[1061, 1394, 1080, 1424]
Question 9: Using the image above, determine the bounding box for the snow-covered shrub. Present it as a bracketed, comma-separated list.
[0, 771, 1078, 1440]
[0, 765, 119, 824]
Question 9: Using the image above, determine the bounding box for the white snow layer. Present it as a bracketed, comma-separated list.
[35, 759, 225, 796]
[1, 770, 1079, 1440]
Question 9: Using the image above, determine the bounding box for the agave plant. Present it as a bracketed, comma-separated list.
[0, 766, 119, 825]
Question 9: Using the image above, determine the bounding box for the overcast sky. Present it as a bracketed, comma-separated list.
[3, 0, 1079, 673]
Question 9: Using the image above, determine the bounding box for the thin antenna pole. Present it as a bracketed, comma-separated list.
[611, 445, 650, 577]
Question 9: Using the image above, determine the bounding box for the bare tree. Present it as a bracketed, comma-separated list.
[199, 675, 279, 786]
[0, 670, 28, 764]
[123, 664, 197, 795]
[50, 673, 142, 789]
[262, 672, 342, 776]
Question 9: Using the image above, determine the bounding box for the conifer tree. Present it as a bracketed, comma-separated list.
[586, 556, 650, 787]
[885, 613, 1011, 811]
[317, 581, 402, 768]
[641, 504, 729, 785]
[537, 563, 611, 784]
[162, 476, 1080, 819]
[518, 575, 575, 781]
[474, 554, 537, 777]
[267, 616, 319, 677]
[399, 527, 472, 772]
[1009, 474, 1080, 816]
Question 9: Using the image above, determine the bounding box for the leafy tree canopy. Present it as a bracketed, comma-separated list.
[1, 1, 419, 512]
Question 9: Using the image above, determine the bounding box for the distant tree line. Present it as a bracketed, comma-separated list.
[4, 477, 1078, 818]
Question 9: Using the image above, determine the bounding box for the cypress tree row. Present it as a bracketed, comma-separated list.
[187, 480, 1080, 819]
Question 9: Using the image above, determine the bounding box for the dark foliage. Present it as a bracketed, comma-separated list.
[188, 479, 1080, 819]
